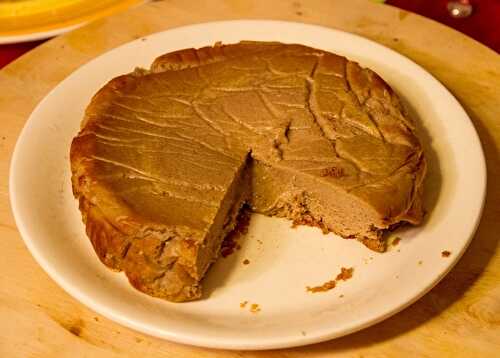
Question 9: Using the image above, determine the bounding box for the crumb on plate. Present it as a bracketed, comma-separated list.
[307, 279, 336, 293]
[250, 303, 261, 313]
[336, 267, 354, 281]
[307, 267, 354, 293]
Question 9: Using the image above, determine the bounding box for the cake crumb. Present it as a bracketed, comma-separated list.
[243, 259, 250, 265]
[240, 301, 248, 308]
[442, 250, 451, 257]
[221, 208, 251, 257]
[397, 249, 401, 253]
[392, 237, 401, 246]
[339, 294, 344, 298]
[418, 260, 423, 265]
[336, 267, 354, 281]
[250, 303, 261, 313]
[301, 331, 307, 336]
[307, 267, 354, 293]
[320, 167, 344, 178]
[307, 280, 336, 293]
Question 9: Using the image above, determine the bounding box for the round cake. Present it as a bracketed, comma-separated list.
[70, 42, 426, 302]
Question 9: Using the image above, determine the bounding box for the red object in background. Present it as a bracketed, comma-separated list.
[0, 1, 498, 70]
[0, 40, 45, 69]
[387, 0, 500, 52]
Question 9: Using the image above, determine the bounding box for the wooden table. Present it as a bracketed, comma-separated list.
[1, 1, 499, 356]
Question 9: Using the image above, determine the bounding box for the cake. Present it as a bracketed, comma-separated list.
[70, 42, 426, 302]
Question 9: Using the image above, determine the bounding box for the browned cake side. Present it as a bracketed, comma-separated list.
[70, 42, 426, 302]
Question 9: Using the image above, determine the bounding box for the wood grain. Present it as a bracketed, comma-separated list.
[1, 0, 499, 356]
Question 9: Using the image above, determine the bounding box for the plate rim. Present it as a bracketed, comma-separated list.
[9, 19, 487, 350]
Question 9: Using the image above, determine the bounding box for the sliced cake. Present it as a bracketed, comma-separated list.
[70, 42, 426, 302]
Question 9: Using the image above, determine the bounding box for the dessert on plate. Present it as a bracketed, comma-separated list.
[70, 41, 426, 302]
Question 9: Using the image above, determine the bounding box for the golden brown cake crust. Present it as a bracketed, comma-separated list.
[71, 41, 426, 301]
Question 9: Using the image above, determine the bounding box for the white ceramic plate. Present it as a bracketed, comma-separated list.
[10, 21, 486, 350]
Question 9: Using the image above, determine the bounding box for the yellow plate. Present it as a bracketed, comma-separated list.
[0, 0, 144, 43]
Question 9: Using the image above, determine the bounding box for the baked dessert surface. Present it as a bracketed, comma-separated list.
[70, 41, 426, 302]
